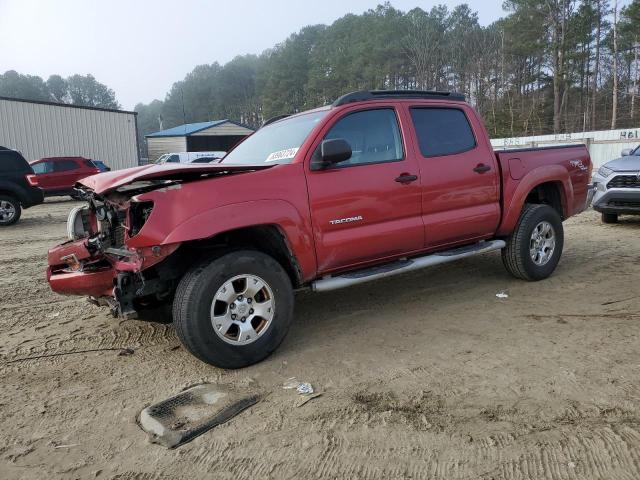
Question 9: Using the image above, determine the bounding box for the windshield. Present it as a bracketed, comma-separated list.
[222, 111, 327, 165]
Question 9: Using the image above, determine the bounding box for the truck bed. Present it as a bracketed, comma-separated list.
[494, 144, 591, 236]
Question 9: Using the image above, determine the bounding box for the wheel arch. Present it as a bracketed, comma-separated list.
[498, 166, 573, 236]
[177, 224, 305, 288]
[156, 199, 317, 283]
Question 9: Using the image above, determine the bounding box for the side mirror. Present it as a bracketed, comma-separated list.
[621, 148, 632, 156]
[314, 139, 352, 169]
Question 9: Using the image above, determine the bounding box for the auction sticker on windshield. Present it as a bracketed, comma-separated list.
[266, 148, 299, 162]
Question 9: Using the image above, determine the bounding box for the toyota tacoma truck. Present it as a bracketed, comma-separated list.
[47, 90, 595, 368]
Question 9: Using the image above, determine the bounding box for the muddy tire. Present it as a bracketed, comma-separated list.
[502, 204, 564, 281]
[601, 212, 618, 224]
[173, 250, 294, 369]
[0, 195, 21, 226]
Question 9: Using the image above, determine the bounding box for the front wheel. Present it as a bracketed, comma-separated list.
[502, 204, 564, 281]
[172, 250, 294, 368]
[0, 195, 21, 226]
[601, 212, 618, 224]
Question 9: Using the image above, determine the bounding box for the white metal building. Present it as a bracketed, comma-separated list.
[0, 96, 139, 170]
[491, 127, 640, 169]
[146, 120, 253, 163]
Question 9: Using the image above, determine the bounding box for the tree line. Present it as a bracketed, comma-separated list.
[0, 71, 120, 109]
[2, 1, 639, 151]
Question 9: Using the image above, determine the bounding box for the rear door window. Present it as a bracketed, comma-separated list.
[410, 108, 476, 157]
[54, 160, 79, 172]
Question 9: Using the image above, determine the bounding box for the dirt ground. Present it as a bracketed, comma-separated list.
[1, 199, 639, 480]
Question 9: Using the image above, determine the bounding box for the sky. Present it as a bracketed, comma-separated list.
[0, 0, 507, 110]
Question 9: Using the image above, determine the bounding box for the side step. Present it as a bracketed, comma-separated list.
[311, 239, 506, 292]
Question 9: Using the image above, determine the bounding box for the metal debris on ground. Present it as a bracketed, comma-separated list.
[138, 384, 261, 448]
[296, 382, 314, 395]
[283, 377, 314, 395]
[496, 292, 509, 299]
[296, 392, 322, 407]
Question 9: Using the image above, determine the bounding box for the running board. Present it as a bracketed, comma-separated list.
[311, 239, 506, 292]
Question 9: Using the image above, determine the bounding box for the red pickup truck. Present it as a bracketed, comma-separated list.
[47, 90, 594, 368]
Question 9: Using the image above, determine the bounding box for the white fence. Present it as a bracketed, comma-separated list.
[491, 127, 640, 169]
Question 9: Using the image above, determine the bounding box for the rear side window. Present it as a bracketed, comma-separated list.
[32, 161, 53, 174]
[54, 160, 79, 172]
[0, 151, 29, 172]
[410, 108, 476, 157]
[322, 108, 403, 167]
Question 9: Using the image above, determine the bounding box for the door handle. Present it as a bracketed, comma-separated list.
[395, 174, 418, 183]
[473, 164, 491, 174]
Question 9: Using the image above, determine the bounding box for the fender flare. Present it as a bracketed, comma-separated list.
[162, 199, 317, 280]
[497, 165, 573, 236]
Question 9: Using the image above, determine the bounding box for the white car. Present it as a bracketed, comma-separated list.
[592, 146, 640, 223]
[155, 151, 226, 164]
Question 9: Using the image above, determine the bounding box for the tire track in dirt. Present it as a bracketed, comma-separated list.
[0, 321, 178, 365]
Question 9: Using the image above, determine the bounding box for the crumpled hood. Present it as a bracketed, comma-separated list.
[604, 155, 640, 172]
[78, 163, 274, 194]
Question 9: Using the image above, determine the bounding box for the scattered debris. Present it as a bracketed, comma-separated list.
[283, 377, 315, 395]
[53, 443, 78, 449]
[496, 292, 509, 299]
[138, 384, 260, 448]
[282, 377, 299, 389]
[297, 382, 314, 395]
[118, 348, 135, 356]
[296, 392, 322, 407]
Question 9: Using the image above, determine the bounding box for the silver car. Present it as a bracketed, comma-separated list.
[592, 147, 640, 223]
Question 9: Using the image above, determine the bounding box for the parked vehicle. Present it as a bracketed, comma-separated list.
[155, 152, 226, 164]
[0, 146, 44, 226]
[30, 157, 101, 198]
[47, 90, 595, 368]
[92, 160, 111, 172]
[189, 157, 222, 164]
[592, 146, 640, 223]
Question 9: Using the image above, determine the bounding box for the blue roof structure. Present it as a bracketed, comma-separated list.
[146, 119, 234, 138]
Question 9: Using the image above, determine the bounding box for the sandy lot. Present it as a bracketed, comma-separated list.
[1, 199, 639, 480]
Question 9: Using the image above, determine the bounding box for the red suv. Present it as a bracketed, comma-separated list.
[30, 157, 100, 198]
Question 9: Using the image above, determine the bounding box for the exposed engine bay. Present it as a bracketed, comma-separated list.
[51, 185, 183, 318]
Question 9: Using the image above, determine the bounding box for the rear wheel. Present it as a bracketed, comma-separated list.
[601, 212, 618, 224]
[0, 195, 21, 226]
[173, 250, 294, 368]
[502, 204, 564, 281]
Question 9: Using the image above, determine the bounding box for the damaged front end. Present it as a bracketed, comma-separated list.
[47, 182, 181, 318]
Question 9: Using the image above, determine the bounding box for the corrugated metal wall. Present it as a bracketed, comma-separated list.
[147, 137, 187, 163]
[0, 98, 139, 170]
[491, 127, 640, 169]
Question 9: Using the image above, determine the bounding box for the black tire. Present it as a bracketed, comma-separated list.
[502, 204, 564, 281]
[0, 195, 21, 226]
[173, 250, 294, 368]
[601, 212, 618, 224]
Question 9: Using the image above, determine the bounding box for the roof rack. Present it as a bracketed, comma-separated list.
[332, 90, 465, 107]
[261, 114, 291, 128]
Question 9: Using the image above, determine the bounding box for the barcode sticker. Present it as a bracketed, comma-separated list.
[265, 147, 299, 162]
